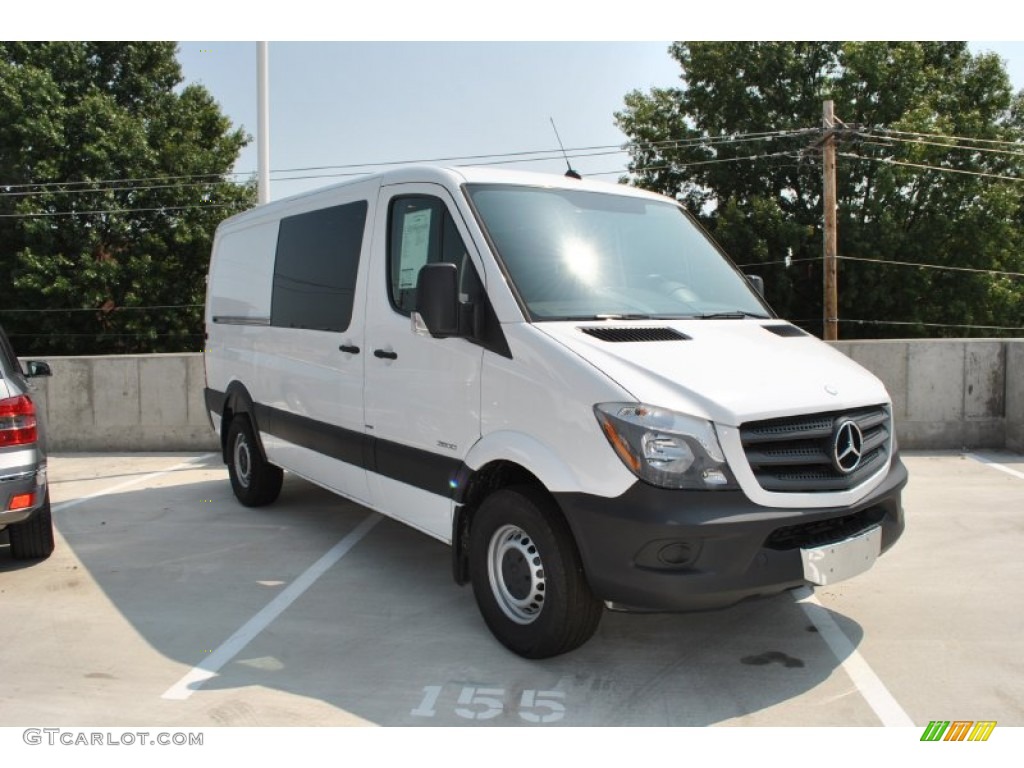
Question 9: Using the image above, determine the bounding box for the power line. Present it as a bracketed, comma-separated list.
[1, 130, 816, 196]
[670, 150, 803, 168]
[734, 257, 820, 268]
[0, 148, 595, 193]
[0, 304, 203, 314]
[735, 254, 1024, 278]
[4, 332, 203, 339]
[838, 152, 1024, 183]
[0, 148, 806, 216]
[219, 129, 817, 177]
[260, 143, 628, 176]
[838, 255, 1024, 278]
[615, 129, 816, 156]
[586, 150, 804, 178]
[0, 202, 246, 219]
[0, 179, 243, 199]
[869, 126, 1024, 151]
[839, 319, 1024, 332]
[0, 171, 246, 192]
[259, 143, 628, 177]
[860, 135, 1024, 160]
[5, 127, 1016, 196]
[272, 144, 808, 184]
[2, 149, 627, 193]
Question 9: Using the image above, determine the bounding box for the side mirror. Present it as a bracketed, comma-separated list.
[415, 263, 460, 338]
[745, 273, 765, 297]
[25, 360, 52, 378]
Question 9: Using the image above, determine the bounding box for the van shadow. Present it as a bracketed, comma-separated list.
[43, 463, 866, 726]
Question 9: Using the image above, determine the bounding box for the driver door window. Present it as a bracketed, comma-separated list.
[388, 196, 482, 314]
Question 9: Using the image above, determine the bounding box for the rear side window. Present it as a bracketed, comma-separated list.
[271, 201, 368, 332]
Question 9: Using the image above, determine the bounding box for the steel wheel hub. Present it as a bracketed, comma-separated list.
[487, 524, 546, 624]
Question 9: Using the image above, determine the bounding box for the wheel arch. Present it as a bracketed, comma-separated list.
[452, 455, 585, 589]
[451, 430, 611, 585]
[218, 381, 265, 464]
[461, 430, 585, 496]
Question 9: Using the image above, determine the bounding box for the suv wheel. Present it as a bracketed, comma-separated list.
[8, 494, 55, 560]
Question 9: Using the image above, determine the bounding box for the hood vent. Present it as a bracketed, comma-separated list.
[762, 324, 809, 338]
[579, 327, 690, 343]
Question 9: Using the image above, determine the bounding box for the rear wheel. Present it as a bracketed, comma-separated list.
[469, 485, 602, 658]
[226, 415, 283, 507]
[9, 494, 55, 560]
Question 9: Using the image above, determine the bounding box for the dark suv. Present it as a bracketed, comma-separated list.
[0, 324, 53, 559]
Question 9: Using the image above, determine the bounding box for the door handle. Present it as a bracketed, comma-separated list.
[339, 344, 360, 354]
[373, 349, 398, 360]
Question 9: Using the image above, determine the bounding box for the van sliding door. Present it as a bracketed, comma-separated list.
[259, 198, 372, 503]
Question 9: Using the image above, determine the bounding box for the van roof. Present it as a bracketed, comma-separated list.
[217, 165, 674, 230]
[407, 165, 669, 201]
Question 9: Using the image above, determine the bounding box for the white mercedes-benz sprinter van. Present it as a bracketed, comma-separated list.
[204, 166, 906, 658]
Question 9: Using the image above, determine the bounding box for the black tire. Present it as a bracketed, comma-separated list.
[226, 414, 283, 507]
[9, 494, 55, 560]
[469, 485, 602, 658]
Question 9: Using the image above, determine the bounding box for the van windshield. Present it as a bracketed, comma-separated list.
[465, 184, 769, 321]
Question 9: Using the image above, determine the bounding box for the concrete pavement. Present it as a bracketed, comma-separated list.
[1, 452, 1021, 727]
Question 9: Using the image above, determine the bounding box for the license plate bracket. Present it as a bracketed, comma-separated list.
[801, 525, 882, 586]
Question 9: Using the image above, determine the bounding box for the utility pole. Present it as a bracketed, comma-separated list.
[822, 100, 839, 340]
[257, 42, 270, 205]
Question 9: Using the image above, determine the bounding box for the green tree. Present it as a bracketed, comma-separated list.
[0, 42, 255, 354]
[615, 42, 1024, 338]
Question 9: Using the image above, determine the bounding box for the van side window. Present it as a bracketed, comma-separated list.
[271, 201, 368, 332]
[388, 196, 482, 315]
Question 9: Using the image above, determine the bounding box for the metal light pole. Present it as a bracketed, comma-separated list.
[257, 42, 270, 205]
[822, 100, 839, 341]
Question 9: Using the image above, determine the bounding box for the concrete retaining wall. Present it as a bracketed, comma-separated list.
[22, 341, 1024, 453]
[26, 353, 218, 452]
[1000, 341, 1024, 453]
[831, 339, 1023, 451]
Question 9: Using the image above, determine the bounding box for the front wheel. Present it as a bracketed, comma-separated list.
[469, 486, 602, 658]
[226, 415, 283, 507]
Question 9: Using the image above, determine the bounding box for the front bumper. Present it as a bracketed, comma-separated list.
[555, 454, 907, 611]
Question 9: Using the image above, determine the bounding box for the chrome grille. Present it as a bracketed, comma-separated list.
[740, 406, 891, 492]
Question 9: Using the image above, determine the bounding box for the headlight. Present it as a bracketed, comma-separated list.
[594, 403, 737, 490]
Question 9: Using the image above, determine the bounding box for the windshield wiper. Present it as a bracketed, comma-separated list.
[691, 310, 770, 319]
[539, 313, 655, 321]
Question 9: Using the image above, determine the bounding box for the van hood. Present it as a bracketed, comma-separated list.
[534, 320, 890, 426]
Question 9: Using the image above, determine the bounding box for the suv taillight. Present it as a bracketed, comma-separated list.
[0, 395, 37, 447]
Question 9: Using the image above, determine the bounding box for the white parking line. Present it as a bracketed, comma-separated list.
[792, 586, 914, 727]
[51, 453, 218, 513]
[161, 512, 382, 701]
[967, 452, 1024, 481]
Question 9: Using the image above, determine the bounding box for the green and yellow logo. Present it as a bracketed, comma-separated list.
[920, 720, 996, 742]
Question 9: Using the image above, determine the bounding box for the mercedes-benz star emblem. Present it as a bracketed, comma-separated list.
[832, 420, 864, 474]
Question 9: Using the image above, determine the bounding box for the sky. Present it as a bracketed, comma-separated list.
[174, 42, 683, 198]
[173, 40, 1024, 202]
[8, 3, 1024, 202]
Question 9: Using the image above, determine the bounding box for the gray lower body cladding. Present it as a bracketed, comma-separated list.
[555, 456, 907, 611]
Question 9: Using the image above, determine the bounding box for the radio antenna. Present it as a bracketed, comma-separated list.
[549, 118, 581, 179]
